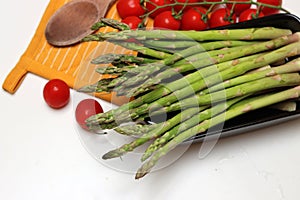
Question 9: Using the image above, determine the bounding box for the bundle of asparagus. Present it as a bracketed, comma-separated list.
[79, 19, 300, 179]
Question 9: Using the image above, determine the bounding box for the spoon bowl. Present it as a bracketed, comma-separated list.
[45, 0, 116, 46]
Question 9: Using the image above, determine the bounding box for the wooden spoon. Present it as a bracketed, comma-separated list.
[45, 0, 117, 46]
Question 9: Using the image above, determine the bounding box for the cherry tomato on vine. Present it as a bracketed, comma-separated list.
[146, 0, 173, 19]
[116, 0, 145, 19]
[174, 0, 199, 13]
[121, 16, 143, 29]
[226, 0, 251, 16]
[257, 0, 282, 15]
[209, 8, 237, 28]
[239, 8, 264, 22]
[43, 79, 70, 109]
[181, 7, 208, 31]
[75, 99, 103, 130]
[153, 11, 181, 30]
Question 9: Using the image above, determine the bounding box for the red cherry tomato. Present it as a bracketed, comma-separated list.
[257, 0, 282, 15]
[181, 7, 208, 31]
[239, 8, 264, 22]
[146, 0, 173, 19]
[75, 99, 103, 130]
[208, 8, 237, 28]
[121, 16, 142, 29]
[174, 0, 199, 13]
[153, 11, 181, 30]
[226, 0, 251, 16]
[43, 79, 70, 109]
[116, 0, 145, 19]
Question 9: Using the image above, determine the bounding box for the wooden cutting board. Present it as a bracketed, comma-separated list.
[2, 0, 144, 105]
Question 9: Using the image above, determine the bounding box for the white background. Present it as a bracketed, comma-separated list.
[1, 1, 300, 200]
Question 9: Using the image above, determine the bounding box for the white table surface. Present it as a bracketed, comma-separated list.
[1, 1, 300, 200]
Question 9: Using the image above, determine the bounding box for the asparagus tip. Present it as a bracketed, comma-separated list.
[135, 170, 149, 180]
[102, 149, 125, 160]
[77, 86, 94, 93]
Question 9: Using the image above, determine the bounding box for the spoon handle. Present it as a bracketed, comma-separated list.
[93, 0, 118, 16]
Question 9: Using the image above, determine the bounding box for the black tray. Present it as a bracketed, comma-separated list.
[187, 13, 300, 142]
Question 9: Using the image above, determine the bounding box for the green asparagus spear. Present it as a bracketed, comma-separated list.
[78, 78, 114, 93]
[135, 85, 300, 179]
[87, 27, 292, 42]
[141, 96, 246, 161]
[102, 106, 207, 159]
[107, 33, 299, 93]
[115, 45, 247, 94]
[114, 43, 300, 124]
[114, 123, 159, 136]
[144, 40, 258, 51]
[91, 54, 156, 65]
[123, 33, 300, 97]
[109, 73, 300, 125]
[82, 52, 265, 95]
[142, 42, 300, 114]
[202, 57, 300, 94]
[86, 41, 300, 129]
[92, 18, 130, 31]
